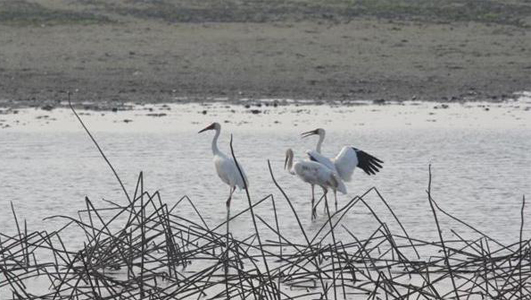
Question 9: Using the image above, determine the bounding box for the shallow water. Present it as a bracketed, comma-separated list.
[0, 96, 530, 249]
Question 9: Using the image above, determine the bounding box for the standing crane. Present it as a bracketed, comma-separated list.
[198, 122, 249, 236]
[284, 148, 346, 220]
[301, 128, 383, 210]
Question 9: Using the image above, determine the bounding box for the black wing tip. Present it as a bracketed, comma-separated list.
[355, 148, 384, 175]
[353, 147, 384, 163]
[366, 153, 384, 166]
[371, 160, 383, 169]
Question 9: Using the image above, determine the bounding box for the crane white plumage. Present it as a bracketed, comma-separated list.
[198, 122, 248, 235]
[284, 148, 346, 220]
[301, 128, 384, 209]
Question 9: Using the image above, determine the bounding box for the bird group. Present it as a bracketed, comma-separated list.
[198, 122, 384, 227]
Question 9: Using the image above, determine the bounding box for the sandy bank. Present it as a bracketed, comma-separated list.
[1, 3, 530, 107]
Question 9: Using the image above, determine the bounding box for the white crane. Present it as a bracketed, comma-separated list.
[301, 128, 384, 210]
[198, 122, 249, 235]
[284, 148, 346, 220]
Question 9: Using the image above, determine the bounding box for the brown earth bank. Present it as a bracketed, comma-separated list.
[0, 0, 530, 108]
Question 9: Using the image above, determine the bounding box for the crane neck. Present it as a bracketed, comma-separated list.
[316, 131, 325, 153]
[211, 128, 221, 155]
[286, 152, 296, 175]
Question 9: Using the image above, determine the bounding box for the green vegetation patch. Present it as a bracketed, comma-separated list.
[0, 1, 111, 26]
[110, 0, 531, 27]
[1, 0, 529, 27]
[350, 0, 531, 27]
[112, 1, 338, 23]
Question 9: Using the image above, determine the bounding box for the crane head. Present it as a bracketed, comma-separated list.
[301, 128, 324, 138]
[198, 122, 220, 133]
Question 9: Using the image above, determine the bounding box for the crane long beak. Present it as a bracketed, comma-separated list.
[198, 123, 215, 133]
[301, 129, 318, 138]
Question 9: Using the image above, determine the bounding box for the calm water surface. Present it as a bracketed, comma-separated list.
[0, 98, 530, 248]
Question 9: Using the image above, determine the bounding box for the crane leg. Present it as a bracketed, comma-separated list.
[322, 188, 329, 215]
[224, 186, 235, 288]
[225, 186, 235, 274]
[334, 190, 338, 212]
[323, 191, 328, 214]
[226, 186, 236, 237]
[311, 185, 316, 220]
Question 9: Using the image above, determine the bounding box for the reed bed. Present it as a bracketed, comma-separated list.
[1, 101, 529, 299]
[1, 167, 529, 299]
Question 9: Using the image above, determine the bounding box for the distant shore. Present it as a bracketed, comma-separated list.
[1, 1, 530, 108]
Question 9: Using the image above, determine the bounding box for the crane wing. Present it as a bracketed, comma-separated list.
[229, 158, 249, 190]
[233, 160, 249, 189]
[305, 150, 338, 173]
[215, 155, 249, 190]
[295, 161, 347, 194]
[333, 147, 383, 180]
[329, 172, 347, 194]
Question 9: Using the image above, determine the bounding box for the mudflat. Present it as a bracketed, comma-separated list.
[1, 0, 530, 107]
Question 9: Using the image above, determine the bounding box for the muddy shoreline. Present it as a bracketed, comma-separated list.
[1, 2, 530, 109]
